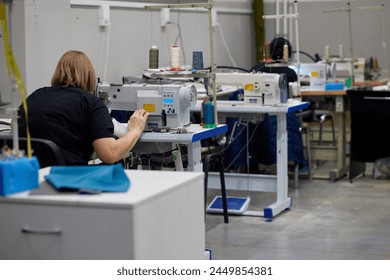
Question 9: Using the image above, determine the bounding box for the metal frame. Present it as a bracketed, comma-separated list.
[144, 1, 219, 124]
[191, 100, 309, 220]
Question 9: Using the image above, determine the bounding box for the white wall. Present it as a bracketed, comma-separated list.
[263, 0, 390, 72]
[0, 0, 27, 106]
[69, 0, 255, 84]
[2, 0, 389, 106]
[0, 0, 255, 101]
[0, 0, 72, 106]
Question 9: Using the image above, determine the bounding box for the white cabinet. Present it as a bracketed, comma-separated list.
[0, 168, 205, 260]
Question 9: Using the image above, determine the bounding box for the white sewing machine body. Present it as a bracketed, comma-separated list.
[291, 63, 329, 90]
[97, 82, 197, 129]
[215, 72, 287, 105]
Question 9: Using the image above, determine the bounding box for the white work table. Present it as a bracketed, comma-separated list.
[191, 100, 309, 220]
[194, 99, 308, 114]
[0, 168, 205, 260]
[1, 122, 227, 172]
[300, 89, 348, 181]
[195, 85, 240, 100]
[134, 123, 227, 172]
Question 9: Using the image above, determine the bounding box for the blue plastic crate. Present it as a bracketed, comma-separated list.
[0, 156, 40, 196]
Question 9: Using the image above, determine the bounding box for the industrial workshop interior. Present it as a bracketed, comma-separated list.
[1, 0, 390, 267]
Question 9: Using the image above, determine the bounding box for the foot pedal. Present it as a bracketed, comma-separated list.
[206, 196, 250, 215]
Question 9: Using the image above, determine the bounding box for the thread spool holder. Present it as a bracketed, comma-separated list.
[145, 0, 218, 126]
[263, 0, 302, 99]
[323, 2, 355, 84]
[150, 69, 210, 79]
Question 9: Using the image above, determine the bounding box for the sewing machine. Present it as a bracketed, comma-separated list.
[290, 63, 331, 90]
[96, 82, 197, 129]
[329, 57, 366, 82]
[214, 72, 287, 105]
[314, 57, 366, 82]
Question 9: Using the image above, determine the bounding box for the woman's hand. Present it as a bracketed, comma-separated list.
[127, 109, 149, 135]
[93, 109, 149, 164]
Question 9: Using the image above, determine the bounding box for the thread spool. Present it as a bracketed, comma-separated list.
[280, 88, 288, 103]
[339, 44, 344, 60]
[200, 97, 209, 126]
[149, 46, 159, 69]
[263, 41, 271, 62]
[170, 45, 182, 71]
[371, 57, 379, 70]
[324, 45, 330, 61]
[289, 82, 299, 97]
[203, 101, 216, 128]
[192, 51, 204, 71]
[283, 42, 289, 62]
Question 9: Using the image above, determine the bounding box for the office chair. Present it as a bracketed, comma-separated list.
[298, 102, 336, 146]
[0, 135, 66, 168]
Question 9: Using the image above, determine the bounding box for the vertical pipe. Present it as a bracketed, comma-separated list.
[294, 0, 301, 98]
[283, 0, 288, 38]
[208, 0, 218, 125]
[347, 2, 355, 83]
[288, 1, 293, 43]
[381, 4, 388, 79]
[253, 0, 265, 62]
[275, 0, 280, 36]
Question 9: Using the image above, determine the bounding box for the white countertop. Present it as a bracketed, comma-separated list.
[0, 167, 204, 209]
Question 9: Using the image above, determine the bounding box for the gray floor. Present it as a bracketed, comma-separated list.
[205, 162, 390, 260]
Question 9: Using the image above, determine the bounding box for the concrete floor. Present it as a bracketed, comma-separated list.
[205, 163, 390, 260]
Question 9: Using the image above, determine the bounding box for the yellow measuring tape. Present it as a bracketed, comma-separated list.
[0, 3, 32, 158]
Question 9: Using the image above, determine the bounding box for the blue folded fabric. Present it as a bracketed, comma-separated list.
[45, 163, 130, 193]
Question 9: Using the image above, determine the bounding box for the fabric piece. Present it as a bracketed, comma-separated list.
[45, 163, 130, 193]
[373, 157, 390, 179]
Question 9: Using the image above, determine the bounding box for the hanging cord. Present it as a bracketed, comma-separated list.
[249, 62, 268, 73]
[204, 119, 260, 198]
[102, 24, 111, 82]
[203, 118, 258, 172]
[214, 65, 251, 73]
[148, 2, 154, 47]
[204, 119, 245, 166]
[215, 23, 237, 67]
[291, 50, 317, 62]
[169, 21, 186, 67]
[224, 119, 261, 172]
[0, 3, 31, 157]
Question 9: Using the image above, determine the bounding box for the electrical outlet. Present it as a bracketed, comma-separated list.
[99, 4, 110, 27]
[212, 9, 218, 27]
[335, 96, 344, 112]
[160, 8, 170, 28]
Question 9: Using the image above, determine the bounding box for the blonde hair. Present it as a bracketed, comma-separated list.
[51, 50, 97, 93]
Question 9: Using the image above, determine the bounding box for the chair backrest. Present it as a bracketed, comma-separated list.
[0, 135, 66, 168]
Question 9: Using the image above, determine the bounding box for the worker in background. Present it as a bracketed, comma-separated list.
[17, 50, 149, 165]
[250, 37, 298, 86]
[246, 37, 305, 171]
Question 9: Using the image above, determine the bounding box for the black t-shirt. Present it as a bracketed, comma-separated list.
[18, 86, 115, 165]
